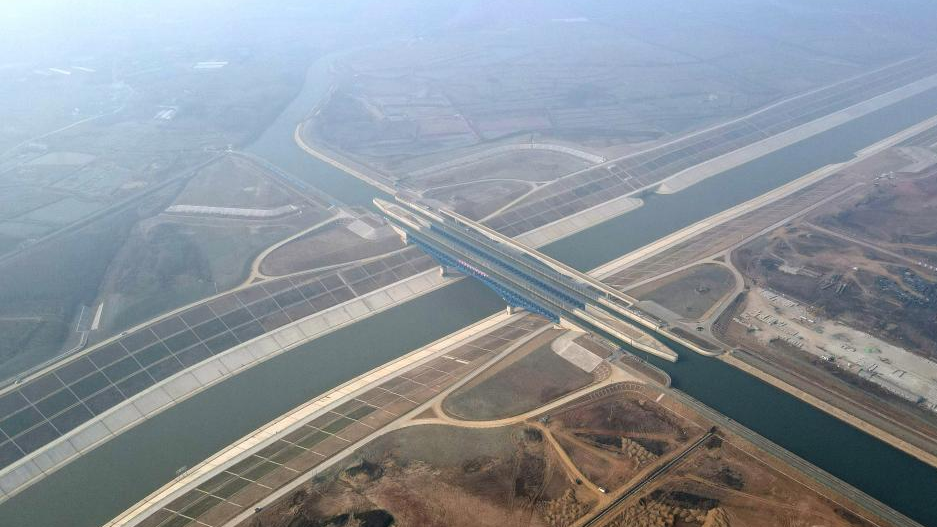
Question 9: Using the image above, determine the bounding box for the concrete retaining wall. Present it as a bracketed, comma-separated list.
[658, 72, 937, 194]
[0, 269, 452, 501]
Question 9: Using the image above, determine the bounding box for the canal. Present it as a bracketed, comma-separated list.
[4, 65, 937, 527]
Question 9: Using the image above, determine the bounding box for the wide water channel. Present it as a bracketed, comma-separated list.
[5, 69, 937, 527]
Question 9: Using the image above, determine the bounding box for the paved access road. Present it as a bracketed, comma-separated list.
[485, 53, 937, 237]
[0, 245, 436, 498]
[112, 314, 548, 527]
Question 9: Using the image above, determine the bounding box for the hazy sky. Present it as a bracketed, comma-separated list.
[3, 0, 937, 67]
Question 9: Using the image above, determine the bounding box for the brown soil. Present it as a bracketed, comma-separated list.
[553, 430, 649, 490]
[819, 168, 937, 251]
[442, 329, 595, 420]
[588, 394, 886, 527]
[629, 264, 736, 321]
[553, 395, 694, 440]
[260, 222, 404, 276]
[620, 437, 882, 527]
[424, 179, 532, 220]
[733, 217, 937, 360]
[175, 155, 299, 209]
[246, 425, 593, 527]
[548, 391, 696, 483]
[250, 387, 898, 527]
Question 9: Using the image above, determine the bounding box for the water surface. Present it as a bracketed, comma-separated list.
[5, 65, 937, 527]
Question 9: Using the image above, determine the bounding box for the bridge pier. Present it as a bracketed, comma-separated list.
[387, 224, 410, 245]
[374, 196, 677, 361]
[556, 317, 583, 332]
[439, 266, 461, 278]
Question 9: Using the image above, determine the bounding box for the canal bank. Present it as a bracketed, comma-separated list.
[246, 53, 391, 207]
[4, 65, 937, 527]
[545, 87, 937, 272]
[0, 281, 504, 527]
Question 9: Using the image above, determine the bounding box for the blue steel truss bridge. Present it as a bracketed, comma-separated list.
[374, 196, 677, 362]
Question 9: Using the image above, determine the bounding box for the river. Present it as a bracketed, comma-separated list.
[4, 61, 937, 527]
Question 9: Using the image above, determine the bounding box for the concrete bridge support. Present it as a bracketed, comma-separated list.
[439, 266, 461, 278]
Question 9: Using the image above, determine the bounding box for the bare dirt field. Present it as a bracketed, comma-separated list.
[172, 155, 298, 209]
[548, 389, 889, 527]
[548, 392, 698, 492]
[410, 150, 592, 188]
[629, 264, 736, 321]
[733, 175, 937, 361]
[714, 162, 937, 458]
[607, 435, 883, 527]
[816, 169, 937, 264]
[95, 215, 304, 335]
[304, 3, 923, 177]
[260, 221, 404, 276]
[422, 179, 532, 220]
[550, 387, 703, 482]
[442, 329, 595, 421]
[246, 424, 590, 527]
[250, 384, 893, 527]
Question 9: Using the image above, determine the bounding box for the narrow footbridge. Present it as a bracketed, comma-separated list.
[374, 196, 677, 362]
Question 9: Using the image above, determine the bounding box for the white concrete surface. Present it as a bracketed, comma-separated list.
[409, 142, 605, 178]
[572, 308, 677, 362]
[746, 288, 937, 412]
[0, 268, 453, 502]
[658, 72, 937, 194]
[895, 146, 937, 173]
[590, 114, 937, 281]
[90, 302, 105, 331]
[516, 196, 643, 248]
[103, 311, 520, 527]
[165, 204, 299, 218]
[345, 218, 393, 240]
[551, 331, 602, 372]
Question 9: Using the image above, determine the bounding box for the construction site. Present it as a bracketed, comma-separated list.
[726, 155, 937, 404]
[247, 368, 901, 527]
[8, 3, 937, 527]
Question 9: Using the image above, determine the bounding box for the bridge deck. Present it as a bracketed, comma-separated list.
[376, 198, 677, 362]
